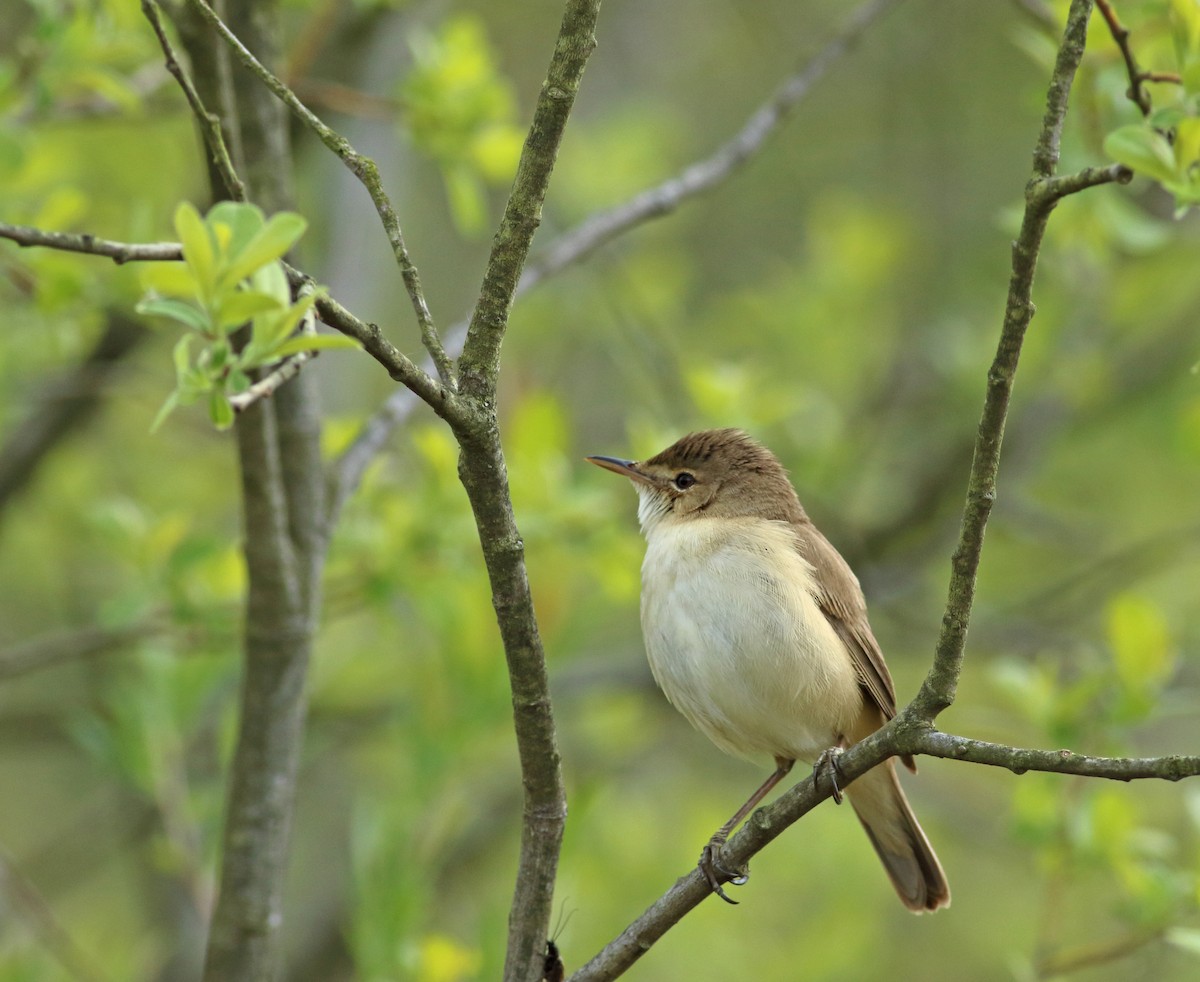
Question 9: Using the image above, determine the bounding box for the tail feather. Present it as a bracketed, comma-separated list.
[846, 761, 950, 913]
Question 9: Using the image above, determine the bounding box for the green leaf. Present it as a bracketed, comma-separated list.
[1104, 125, 1180, 184]
[136, 297, 210, 333]
[249, 259, 291, 305]
[1165, 927, 1200, 958]
[219, 212, 308, 290]
[215, 290, 284, 331]
[208, 200, 265, 258]
[173, 202, 217, 303]
[150, 390, 180, 433]
[172, 335, 193, 381]
[270, 333, 361, 358]
[1171, 0, 1200, 72]
[209, 388, 234, 430]
[253, 292, 318, 351]
[1108, 593, 1174, 694]
[1175, 116, 1200, 169]
[139, 261, 198, 299]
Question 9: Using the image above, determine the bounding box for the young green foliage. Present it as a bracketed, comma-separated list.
[136, 201, 357, 430]
[400, 15, 524, 235]
[1105, 0, 1200, 214]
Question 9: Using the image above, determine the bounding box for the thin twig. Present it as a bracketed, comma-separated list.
[281, 264, 460, 422]
[141, 0, 246, 201]
[183, 0, 454, 389]
[1095, 0, 1163, 116]
[0, 222, 181, 263]
[228, 284, 318, 413]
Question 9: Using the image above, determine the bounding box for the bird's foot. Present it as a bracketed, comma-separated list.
[699, 833, 749, 905]
[813, 746, 846, 804]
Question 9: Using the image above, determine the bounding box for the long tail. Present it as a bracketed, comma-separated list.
[846, 761, 950, 912]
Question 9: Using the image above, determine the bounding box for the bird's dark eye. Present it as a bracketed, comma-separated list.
[673, 472, 696, 490]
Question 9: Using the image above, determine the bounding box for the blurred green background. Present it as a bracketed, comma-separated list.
[2, 0, 1199, 979]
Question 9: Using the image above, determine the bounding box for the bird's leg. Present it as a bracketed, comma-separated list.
[813, 744, 847, 804]
[700, 757, 794, 904]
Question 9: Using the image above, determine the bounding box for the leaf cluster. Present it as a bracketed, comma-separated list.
[1105, 0, 1200, 212]
[136, 201, 355, 429]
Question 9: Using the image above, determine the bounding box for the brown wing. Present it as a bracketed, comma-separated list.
[791, 520, 897, 719]
[793, 519, 918, 772]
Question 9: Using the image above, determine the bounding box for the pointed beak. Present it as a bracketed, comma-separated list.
[586, 455, 657, 486]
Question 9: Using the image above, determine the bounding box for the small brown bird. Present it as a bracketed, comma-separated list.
[588, 428, 949, 911]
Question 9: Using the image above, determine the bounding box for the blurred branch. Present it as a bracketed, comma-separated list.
[0, 310, 146, 515]
[0, 620, 161, 681]
[519, 0, 904, 294]
[0, 847, 111, 982]
[183, 0, 454, 388]
[326, 0, 904, 521]
[1035, 927, 1165, 978]
[173, 1, 329, 977]
[0, 223, 181, 263]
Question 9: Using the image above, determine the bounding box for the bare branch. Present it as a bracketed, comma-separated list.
[0, 222, 181, 263]
[142, 0, 246, 201]
[183, 0, 453, 388]
[447, 3, 604, 978]
[519, 0, 904, 293]
[909, 732, 1200, 781]
[1095, 0, 1156, 116]
[912, 0, 1097, 719]
[455, 2, 600, 400]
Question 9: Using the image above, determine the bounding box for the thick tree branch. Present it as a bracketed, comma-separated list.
[183, 0, 453, 388]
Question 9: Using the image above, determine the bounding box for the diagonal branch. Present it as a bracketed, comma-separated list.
[455, 2, 601, 401]
[142, 0, 246, 201]
[910, 0, 1097, 720]
[183, 0, 453, 388]
[519, 0, 904, 293]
